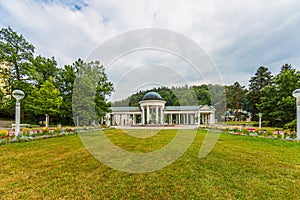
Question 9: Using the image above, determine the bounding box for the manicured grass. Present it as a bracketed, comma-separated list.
[0, 129, 299, 199]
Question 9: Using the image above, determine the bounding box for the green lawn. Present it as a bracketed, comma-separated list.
[0, 129, 299, 199]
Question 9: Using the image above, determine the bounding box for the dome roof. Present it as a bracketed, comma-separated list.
[142, 92, 162, 101]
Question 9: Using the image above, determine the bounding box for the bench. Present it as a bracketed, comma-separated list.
[11, 124, 31, 129]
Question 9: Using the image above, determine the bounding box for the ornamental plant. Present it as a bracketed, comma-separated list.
[0, 130, 8, 138]
[65, 126, 74, 132]
[22, 128, 31, 136]
[241, 128, 250, 135]
[54, 126, 62, 133]
[42, 127, 50, 134]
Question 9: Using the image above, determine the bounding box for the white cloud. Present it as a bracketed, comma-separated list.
[0, 0, 300, 94]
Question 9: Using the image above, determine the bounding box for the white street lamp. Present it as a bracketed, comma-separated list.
[258, 113, 262, 129]
[12, 90, 25, 136]
[292, 89, 300, 140]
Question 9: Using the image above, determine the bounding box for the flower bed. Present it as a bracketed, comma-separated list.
[0, 125, 110, 145]
[199, 125, 297, 140]
[0, 126, 78, 145]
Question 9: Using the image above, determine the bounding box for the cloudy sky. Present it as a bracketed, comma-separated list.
[1, 0, 300, 99]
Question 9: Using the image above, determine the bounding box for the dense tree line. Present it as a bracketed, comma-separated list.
[113, 85, 211, 107]
[1, 27, 299, 128]
[0, 27, 113, 126]
[255, 64, 300, 127]
[114, 65, 299, 128]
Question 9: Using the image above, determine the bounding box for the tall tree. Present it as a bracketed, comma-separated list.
[257, 64, 300, 127]
[0, 27, 35, 119]
[248, 66, 273, 121]
[208, 84, 226, 122]
[94, 62, 114, 123]
[73, 61, 113, 126]
[0, 27, 34, 83]
[192, 85, 211, 105]
[55, 59, 81, 125]
[226, 82, 248, 121]
[30, 55, 58, 86]
[25, 77, 62, 127]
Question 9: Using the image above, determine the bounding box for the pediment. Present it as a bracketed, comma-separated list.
[200, 105, 215, 111]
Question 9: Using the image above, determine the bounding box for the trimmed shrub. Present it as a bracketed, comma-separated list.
[284, 120, 296, 130]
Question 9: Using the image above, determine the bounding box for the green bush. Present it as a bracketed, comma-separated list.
[284, 120, 296, 130]
[253, 121, 270, 127]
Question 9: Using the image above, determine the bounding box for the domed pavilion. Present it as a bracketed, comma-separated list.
[108, 91, 216, 126]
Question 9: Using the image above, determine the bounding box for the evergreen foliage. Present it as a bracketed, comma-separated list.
[0, 26, 299, 127]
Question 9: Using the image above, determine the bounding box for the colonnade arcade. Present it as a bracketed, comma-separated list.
[107, 92, 216, 126]
[164, 110, 215, 125]
[107, 108, 215, 126]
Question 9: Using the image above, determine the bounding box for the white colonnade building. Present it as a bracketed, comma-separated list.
[107, 92, 216, 126]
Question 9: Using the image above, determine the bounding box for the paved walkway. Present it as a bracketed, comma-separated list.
[111, 125, 199, 129]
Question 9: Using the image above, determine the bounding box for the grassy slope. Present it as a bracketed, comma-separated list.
[0, 129, 299, 199]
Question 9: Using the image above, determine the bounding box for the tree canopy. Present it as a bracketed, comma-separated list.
[248, 66, 273, 121]
[0, 27, 114, 126]
[257, 64, 300, 127]
[25, 77, 62, 127]
[0, 26, 299, 128]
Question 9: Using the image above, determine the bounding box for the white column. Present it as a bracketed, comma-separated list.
[160, 107, 164, 124]
[170, 114, 173, 124]
[155, 106, 159, 124]
[198, 112, 200, 125]
[133, 114, 136, 125]
[210, 113, 215, 124]
[142, 107, 145, 124]
[179, 114, 181, 124]
[147, 106, 150, 124]
[186, 113, 189, 124]
[15, 100, 21, 135]
[293, 89, 300, 140]
[297, 105, 300, 140]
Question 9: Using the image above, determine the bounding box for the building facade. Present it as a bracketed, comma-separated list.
[107, 91, 216, 126]
[0, 61, 10, 96]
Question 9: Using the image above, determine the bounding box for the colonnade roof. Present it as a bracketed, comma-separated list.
[111, 107, 140, 112]
[110, 105, 215, 112]
[165, 106, 201, 111]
